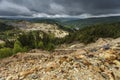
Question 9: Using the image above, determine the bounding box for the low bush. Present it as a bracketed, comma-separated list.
[13, 40, 27, 54]
[0, 48, 13, 59]
[0, 43, 5, 48]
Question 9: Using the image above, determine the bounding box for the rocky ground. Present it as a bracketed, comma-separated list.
[0, 38, 120, 80]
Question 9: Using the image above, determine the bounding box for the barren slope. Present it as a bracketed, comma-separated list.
[8, 21, 69, 38]
[0, 38, 120, 80]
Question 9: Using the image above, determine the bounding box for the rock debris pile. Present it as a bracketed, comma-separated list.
[0, 38, 120, 80]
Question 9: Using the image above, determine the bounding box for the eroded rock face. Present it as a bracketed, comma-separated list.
[0, 38, 120, 80]
[9, 21, 69, 38]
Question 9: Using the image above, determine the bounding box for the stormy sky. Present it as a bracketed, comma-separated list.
[0, 0, 120, 18]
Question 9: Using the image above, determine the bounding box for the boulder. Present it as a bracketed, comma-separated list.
[100, 50, 117, 61]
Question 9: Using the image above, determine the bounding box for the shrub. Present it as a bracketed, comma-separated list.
[13, 40, 24, 54]
[38, 41, 44, 49]
[45, 43, 55, 51]
[0, 48, 13, 58]
[0, 43, 5, 48]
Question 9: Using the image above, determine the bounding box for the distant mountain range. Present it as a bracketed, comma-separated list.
[62, 16, 120, 29]
[1, 16, 120, 29]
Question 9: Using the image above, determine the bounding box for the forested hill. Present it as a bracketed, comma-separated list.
[65, 22, 120, 44]
[0, 22, 15, 31]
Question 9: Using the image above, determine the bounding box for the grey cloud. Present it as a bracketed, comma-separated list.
[0, 0, 120, 17]
[54, 0, 120, 15]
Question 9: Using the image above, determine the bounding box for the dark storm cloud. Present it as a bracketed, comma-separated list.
[0, 0, 120, 18]
[55, 0, 120, 15]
